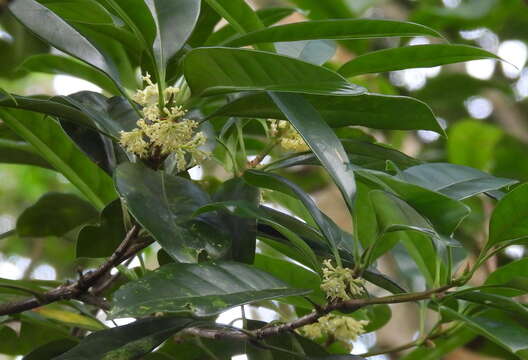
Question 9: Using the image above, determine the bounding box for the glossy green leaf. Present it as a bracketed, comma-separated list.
[213, 178, 259, 264]
[76, 199, 125, 258]
[9, 0, 121, 87]
[450, 290, 528, 319]
[225, 19, 443, 47]
[0, 108, 117, 210]
[21, 54, 120, 95]
[270, 93, 356, 212]
[54, 317, 195, 360]
[0, 94, 96, 130]
[485, 258, 528, 297]
[0, 137, 52, 169]
[398, 163, 517, 200]
[339, 44, 501, 77]
[23, 339, 78, 360]
[114, 162, 228, 262]
[244, 170, 350, 261]
[183, 47, 365, 97]
[204, 0, 264, 35]
[206, 7, 296, 46]
[147, 0, 200, 72]
[440, 307, 528, 359]
[276, 39, 336, 65]
[487, 183, 528, 249]
[212, 92, 443, 134]
[110, 261, 310, 318]
[17, 193, 98, 237]
[265, 139, 421, 172]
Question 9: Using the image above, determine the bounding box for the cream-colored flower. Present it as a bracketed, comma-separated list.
[320, 259, 364, 301]
[269, 119, 309, 152]
[119, 128, 148, 158]
[119, 74, 209, 170]
[302, 314, 369, 342]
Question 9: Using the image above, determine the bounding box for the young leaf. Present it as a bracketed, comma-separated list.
[0, 109, 117, 210]
[338, 44, 501, 77]
[225, 19, 443, 47]
[54, 317, 195, 360]
[487, 183, 528, 250]
[397, 163, 517, 200]
[110, 261, 310, 318]
[212, 92, 443, 134]
[183, 47, 365, 97]
[16, 193, 98, 237]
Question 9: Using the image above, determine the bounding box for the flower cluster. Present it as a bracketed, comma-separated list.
[119, 74, 208, 171]
[302, 314, 369, 342]
[320, 259, 364, 301]
[269, 119, 309, 152]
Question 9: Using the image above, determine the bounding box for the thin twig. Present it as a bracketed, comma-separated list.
[0, 225, 143, 316]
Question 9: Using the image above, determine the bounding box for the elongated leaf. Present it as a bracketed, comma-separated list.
[183, 47, 365, 97]
[450, 291, 528, 319]
[114, 162, 228, 262]
[244, 170, 350, 261]
[440, 307, 528, 359]
[147, 0, 200, 72]
[276, 39, 336, 65]
[485, 258, 528, 297]
[398, 163, 517, 200]
[270, 92, 356, 211]
[206, 7, 296, 46]
[54, 317, 194, 360]
[339, 44, 501, 77]
[265, 139, 421, 172]
[487, 183, 528, 250]
[9, 0, 121, 86]
[0, 109, 116, 210]
[204, 0, 264, 35]
[21, 54, 120, 95]
[401, 327, 476, 360]
[225, 19, 443, 47]
[0, 94, 96, 130]
[17, 193, 98, 237]
[0, 137, 52, 169]
[212, 92, 443, 133]
[33, 307, 105, 331]
[213, 178, 259, 264]
[110, 261, 309, 318]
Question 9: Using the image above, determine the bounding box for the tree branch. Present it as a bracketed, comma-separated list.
[182, 284, 453, 341]
[0, 225, 146, 316]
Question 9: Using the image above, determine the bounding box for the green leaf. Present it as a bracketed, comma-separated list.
[270, 93, 356, 212]
[338, 44, 501, 77]
[487, 183, 528, 250]
[485, 258, 528, 297]
[9, 0, 122, 87]
[0, 137, 52, 169]
[0, 94, 97, 131]
[398, 163, 517, 200]
[276, 39, 336, 66]
[213, 178, 259, 264]
[33, 307, 106, 331]
[0, 108, 117, 210]
[147, 0, 200, 72]
[23, 340, 78, 360]
[17, 193, 98, 237]
[449, 290, 528, 319]
[439, 307, 528, 359]
[204, 0, 264, 35]
[114, 162, 227, 262]
[244, 170, 350, 262]
[183, 47, 365, 97]
[225, 19, 443, 47]
[265, 139, 421, 172]
[76, 199, 125, 258]
[448, 120, 503, 171]
[110, 261, 310, 318]
[212, 92, 443, 134]
[54, 317, 195, 360]
[401, 327, 476, 360]
[21, 54, 120, 95]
